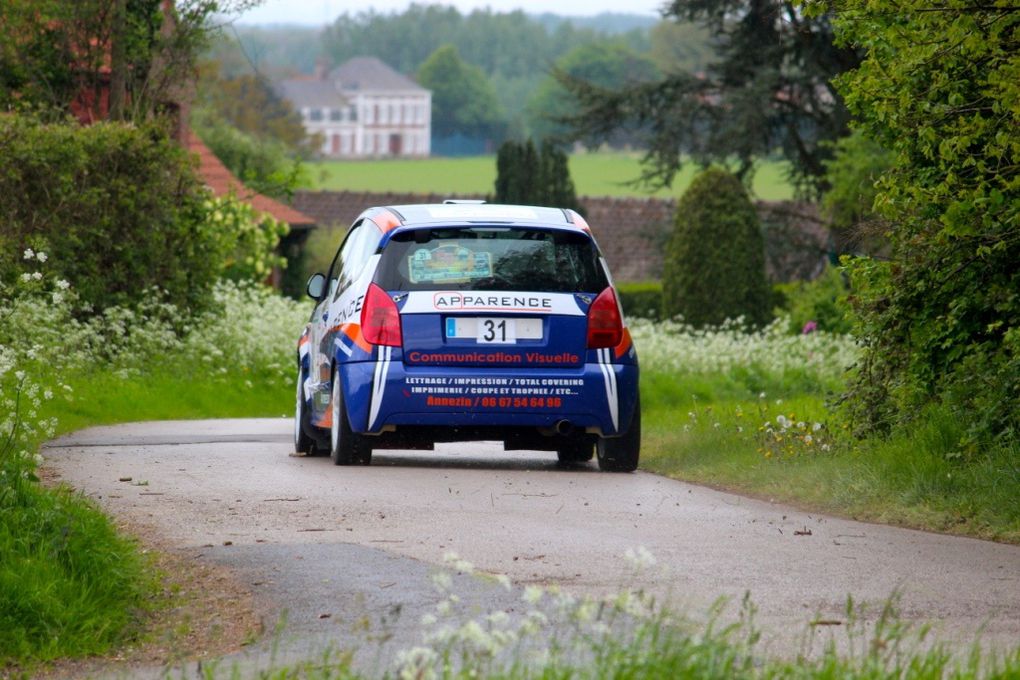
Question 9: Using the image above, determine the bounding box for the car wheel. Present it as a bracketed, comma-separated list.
[330, 371, 372, 466]
[596, 395, 640, 472]
[556, 437, 594, 465]
[294, 367, 315, 455]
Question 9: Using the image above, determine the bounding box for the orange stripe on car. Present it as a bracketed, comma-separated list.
[342, 323, 373, 353]
[368, 208, 403, 233]
[614, 328, 633, 359]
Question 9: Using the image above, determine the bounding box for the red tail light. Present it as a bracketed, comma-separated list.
[587, 287, 623, 349]
[361, 283, 402, 347]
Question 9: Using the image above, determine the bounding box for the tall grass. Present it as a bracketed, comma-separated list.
[194, 555, 1020, 679]
[0, 483, 149, 661]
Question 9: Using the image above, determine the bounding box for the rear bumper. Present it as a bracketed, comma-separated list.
[337, 354, 638, 438]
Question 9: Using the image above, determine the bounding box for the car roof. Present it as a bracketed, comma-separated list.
[370, 203, 591, 233]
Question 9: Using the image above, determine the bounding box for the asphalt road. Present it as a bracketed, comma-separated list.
[44, 418, 1020, 676]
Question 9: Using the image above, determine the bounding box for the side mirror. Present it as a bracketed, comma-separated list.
[306, 273, 326, 300]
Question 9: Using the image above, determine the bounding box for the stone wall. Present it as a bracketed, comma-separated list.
[292, 190, 828, 283]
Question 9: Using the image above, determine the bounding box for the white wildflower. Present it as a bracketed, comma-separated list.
[56, 279, 70, 290]
[486, 610, 510, 627]
[23, 248, 34, 260]
[36, 251, 47, 263]
[624, 545, 657, 570]
[812, 422, 822, 432]
[523, 585, 544, 605]
[31, 272, 42, 280]
[394, 646, 438, 680]
[430, 570, 452, 592]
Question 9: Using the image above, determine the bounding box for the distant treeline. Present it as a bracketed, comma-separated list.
[211, 7, 712, 139]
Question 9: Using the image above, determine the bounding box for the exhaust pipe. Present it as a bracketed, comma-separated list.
[554, 420, 574, 436]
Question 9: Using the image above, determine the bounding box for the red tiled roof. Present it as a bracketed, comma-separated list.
[185, 128, 315, 227]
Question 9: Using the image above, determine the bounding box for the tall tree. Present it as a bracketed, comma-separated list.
[0, 0, 259, 125]
[195, 66, 308, 150]
[556, 1, 862, 197]
[417, 45, 505, 141]
[493, 139, 583, 214]
[820, 0, 1020, 447]
[526, 42, 659, 143]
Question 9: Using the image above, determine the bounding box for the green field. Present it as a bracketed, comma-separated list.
[302, 153, 795, 201]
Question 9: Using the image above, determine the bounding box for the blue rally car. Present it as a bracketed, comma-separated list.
[294, 202, 640, 472]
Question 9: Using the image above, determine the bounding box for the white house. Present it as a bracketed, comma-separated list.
[277, 57, 431, 159]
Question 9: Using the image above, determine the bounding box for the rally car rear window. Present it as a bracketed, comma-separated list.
[374, 227, 609, 293]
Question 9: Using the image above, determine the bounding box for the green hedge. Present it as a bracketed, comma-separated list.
[618, 281, 662, 320]
[0, 116, 221, 311]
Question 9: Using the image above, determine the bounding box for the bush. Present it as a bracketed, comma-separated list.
[191, 110, 307, 201]
[773, 265, 852, 335]
[662, 168, 771, 327]
[0, 116, 223, 312]
[829, 1, 1020, 448]
[205, 194, 290, 283]
[617, 281, 662, 320]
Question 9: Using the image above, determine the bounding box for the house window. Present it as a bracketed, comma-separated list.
[349, 106, 358, 122]
[309, 109, 324, 122]
[330, 108, 343, 122]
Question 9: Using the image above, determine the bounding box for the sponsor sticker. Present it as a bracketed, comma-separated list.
[408, 245, 492, 284]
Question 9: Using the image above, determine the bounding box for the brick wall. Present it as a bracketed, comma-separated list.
[292, 190, 827, 282]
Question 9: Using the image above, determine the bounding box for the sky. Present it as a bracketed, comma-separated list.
[234, 0, 662, 25]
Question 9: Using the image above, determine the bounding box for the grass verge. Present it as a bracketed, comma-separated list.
[1, 363, 289, 669]
[640, 375, 1020, 544]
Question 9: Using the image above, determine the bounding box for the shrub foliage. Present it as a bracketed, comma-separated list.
[822, 0, 1020, 448]
[0, 117, 219, 311]
[0, 117, 288, 312]
[662, 168, 770, 327]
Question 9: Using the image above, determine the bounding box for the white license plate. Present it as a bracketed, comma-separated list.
[446, 317, 542, 344]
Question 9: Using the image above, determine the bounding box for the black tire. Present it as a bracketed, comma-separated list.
[294, 367, 315, 455]
[330, 371, 372, 466]
[556, 437, 594, 465]
[596, 396, 641, 472]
